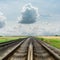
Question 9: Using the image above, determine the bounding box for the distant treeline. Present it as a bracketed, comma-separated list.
[0, 36, 3, 37]
[55, 35, 60, 36]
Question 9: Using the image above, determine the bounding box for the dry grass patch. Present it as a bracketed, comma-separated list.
[36, 36, 60, 49]
[0, 36, 26, 43]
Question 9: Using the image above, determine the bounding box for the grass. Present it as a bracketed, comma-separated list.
[0, 36, 26, 43]
[36, 36, 60, 49]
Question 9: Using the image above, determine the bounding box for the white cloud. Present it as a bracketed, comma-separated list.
[0, 11, 6, 28]
[18, 22, 60, 36]
[18, 3, 39, 24]
[0, 1, 60, 36]
[0, 21, 60, 36]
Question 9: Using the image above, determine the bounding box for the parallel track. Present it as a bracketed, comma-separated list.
[2, 38, 31, 60]
[33, 39, 55, 60]
[0, 37, 60, 60]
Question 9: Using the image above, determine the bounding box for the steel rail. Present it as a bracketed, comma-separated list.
[38, 40, 60, 60]
[1, 39, 25, 60]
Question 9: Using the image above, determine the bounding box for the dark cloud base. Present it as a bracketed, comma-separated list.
[0, 21, 5, 28]
[19, 3, 39, 24]
[19, 19, 36, 24]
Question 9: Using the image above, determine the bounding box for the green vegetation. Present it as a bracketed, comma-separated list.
[36, 37, 60, 49]
[0, 36, 26, 43]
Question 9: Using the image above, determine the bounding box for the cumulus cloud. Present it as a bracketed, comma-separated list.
[18, 3, 39, 24]
[0, 11, 6, 28]
[0, 21, 6, 28]
[18, 22, 60, 36]
[1, 21, 60, 36]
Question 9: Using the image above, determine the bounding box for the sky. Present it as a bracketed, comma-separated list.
[0, 0, 60, 36]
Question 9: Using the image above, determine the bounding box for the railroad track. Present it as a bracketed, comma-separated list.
[38, 40, 60, 60]
[33, 39, 55, 60]
[0, 37, 60, 60]
[0, 38, 26, 60]
[0, 38, 26, 50]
